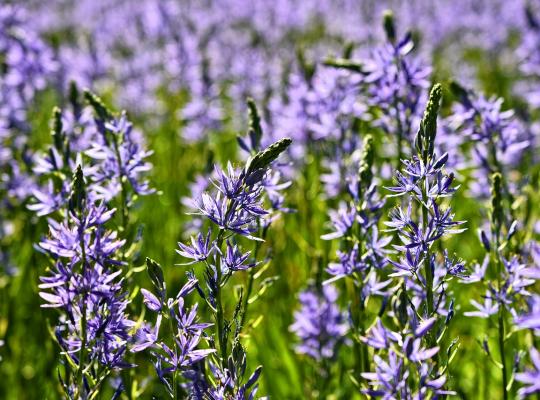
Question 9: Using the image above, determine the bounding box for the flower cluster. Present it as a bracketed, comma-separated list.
[31, 91, 154, 398]
[30, 89, 154, 220]
[133, 260, 215, 397]
[361, 317, 454, 398]
[37, 167, 134, 398]
[385, 85, 465, 319]
[323, 135, 389, 278]
[463, 172, 540, 399]
[0, 4, 58, 275]
[444, 84, 531, 198]
[356, 84, 466, 396]
[133, 101, 291, 397]
[362, 12, 431, 149]
[290, 284, 348, 361]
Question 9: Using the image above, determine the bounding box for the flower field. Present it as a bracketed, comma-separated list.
[1, 1, 540, 399]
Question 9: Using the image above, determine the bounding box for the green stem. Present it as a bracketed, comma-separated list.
[494, 234, 508, 400]
[392, 51, 405, 171]
[240, 226, 266, 331]
[421, 175, 438, 374]
[350, 272, 366, 375]
[167, 309, 179, 399]
[357, 296, 369, 373]
[76, 213, 88, 398]
[215, 229, 227, 365]
[111, 136, 129, 238]
[422, 184, 434, 318]
[497, 306, 508, 400]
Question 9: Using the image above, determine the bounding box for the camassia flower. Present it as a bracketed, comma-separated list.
[516, 348, 540, 397]
[30, 89, 154, 217]
[133, 265, 215, 397]
[290, 284, 348, 361]
[384, 85, 465, 313]
[37, 167, 134, 398]
[443, 84, 530, 198]
[174, 108, 291, 397]
[360, 84, 466, 397]
[360, 317, 454, 398]
[30, 91, 155, 398]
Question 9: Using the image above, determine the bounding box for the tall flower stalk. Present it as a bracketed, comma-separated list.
[237, 99, 292, 331]
[319, 134, 390, 376]
[360, 83, 466, 397]
[325, 10, 430, 167]
[31, 89, 154, 398]
[38, 166, 134, 399]
[463, 172, 538, 399]
[135, 101, 291, 398]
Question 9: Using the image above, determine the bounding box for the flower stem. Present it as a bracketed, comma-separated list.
[166, 309, 179, 399]
[215, 229, 227, 365]
[240, 225, 266, 331]
[422, 183, 434, 318]
[76, 213, 88, 398]
[494, 234, 508, 400]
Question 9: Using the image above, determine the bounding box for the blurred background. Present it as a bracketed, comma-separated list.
[1, 0, 539, 398]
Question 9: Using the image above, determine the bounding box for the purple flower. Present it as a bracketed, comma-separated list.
[386, 153, 465, 280]
[362, 31, 431, 146]
[219, 241, 255, 273]
[327, 244, 366, 277]
[195, 192, 260, 238]
[443, 87, 530, 198]
[38, 215, 134, 368]
[86, 112, 154, 200]
[290, 285, 348, 360]
[134, 275, 215, 396]
[516, 348, 540, 397]
[388, 248, 423, 277]
[515, 295, 540, 331]
[464, 295, 499, 318]
[443, 250, 467, 278]
[361, 319, 401, 350]
[132, 316, 162, 352]
[361, 351, 408, 398]
[321, 203, 357, 240]
[176, 230, 214, 265]
[141, 289, 162, 312]
[403, 336, 439, 362]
